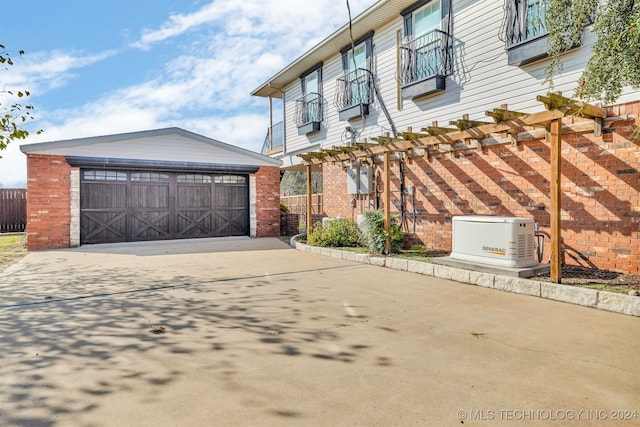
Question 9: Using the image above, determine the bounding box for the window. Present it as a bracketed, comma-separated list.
[131, 172, 169, 182]
[412, 0, 442, 80]
[83, 170, 127, 181]
[505, 0, 548, 47]
[335, 31, 374, 121]
[177, 174, 212, 184]
[214, 175, 246, 184]
[295, 63, 323, 135]
[525, 0, 547, 39]
[504, 0, 551, 65]
[400, 0, 452, 100]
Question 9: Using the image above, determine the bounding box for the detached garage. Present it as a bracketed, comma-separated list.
[21, 128, 282, 250]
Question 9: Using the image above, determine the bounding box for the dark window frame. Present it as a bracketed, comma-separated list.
[399, 0, 452, 100]
[336, 31, 375, 121]
[296, 62, 323, 135]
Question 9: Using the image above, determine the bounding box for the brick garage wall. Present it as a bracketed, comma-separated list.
[254, 166, 280, 237]
[25, 154, 72, 250]
[322, 100, 639, 274]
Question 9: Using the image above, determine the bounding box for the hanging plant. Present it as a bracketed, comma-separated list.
[576, 0, 640, 104]
[544, 0, 598, 88]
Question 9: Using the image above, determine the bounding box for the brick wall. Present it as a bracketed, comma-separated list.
[254, 166, 281, 237]
[25, 157, 281, 249]
[321, 100, 639, 274]
[25, 154, 72, 250]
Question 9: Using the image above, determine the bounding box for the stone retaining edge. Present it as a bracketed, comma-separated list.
[291, 237, 639, 317]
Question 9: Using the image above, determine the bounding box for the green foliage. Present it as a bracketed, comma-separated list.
[0, 44, 42, 155]
[544, 0, 598, 88]
[307, 218, 363, 248]
[280, 201, 289, 213]
[280, 170, 323, 196]
[576, 0, 640, 104]
[361, 210, 404, 254]
[544, 0, 640, 108]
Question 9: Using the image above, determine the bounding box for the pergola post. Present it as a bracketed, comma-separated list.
[306, 164, 313, 236]
[549, 118, 562, 283]
[384, 151, 391, 254]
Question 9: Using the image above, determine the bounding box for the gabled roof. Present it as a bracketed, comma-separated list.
[251, 0, 416, 99]
[20, 127, 282, 167]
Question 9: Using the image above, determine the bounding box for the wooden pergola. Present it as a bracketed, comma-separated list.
[299, 93, 628, 283]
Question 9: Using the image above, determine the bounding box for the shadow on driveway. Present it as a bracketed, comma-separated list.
[1, 237, 638, 426]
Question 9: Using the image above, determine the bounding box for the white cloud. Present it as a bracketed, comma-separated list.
[132, 0, 373, 53]
[4, 49, 118, 94]
[1, 0, 377, 186]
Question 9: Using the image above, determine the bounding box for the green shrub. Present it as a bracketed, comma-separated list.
[280, 202, 289, 213]
[307, 218, 363, 248]
[361, 210, 404, 254]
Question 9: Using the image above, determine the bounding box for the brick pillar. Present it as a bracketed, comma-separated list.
[25, 154, 72, 250]
[253, 166, 281, 237]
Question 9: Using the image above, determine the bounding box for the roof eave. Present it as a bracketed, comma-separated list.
[251, 0, 413, 98]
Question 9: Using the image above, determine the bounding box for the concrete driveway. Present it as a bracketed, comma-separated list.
[0, 237, 638, 426]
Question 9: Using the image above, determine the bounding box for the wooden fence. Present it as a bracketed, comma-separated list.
[0, 189, 27, 232]
[281, 194, 324, 230]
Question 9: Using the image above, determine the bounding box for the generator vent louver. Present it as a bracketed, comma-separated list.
[518, 234, 534, 259]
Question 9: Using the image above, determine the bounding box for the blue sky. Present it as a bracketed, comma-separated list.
[0, 0, 373, 187]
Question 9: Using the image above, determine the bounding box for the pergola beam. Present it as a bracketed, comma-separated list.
[537, 93, 607, 118]
[298, 114, 628, 166]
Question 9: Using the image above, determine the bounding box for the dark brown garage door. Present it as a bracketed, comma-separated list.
[80, 170, 249, 244]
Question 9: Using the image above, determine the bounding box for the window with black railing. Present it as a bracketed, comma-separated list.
[335, 31, 373, 121]
[335, 69, 374, 113]
[503, 0, 553, 65]
[505, 0, 548, 48]
[400, 29, 450, 87]
[399, 0, 452, 99]
[295, 92, 322, 126]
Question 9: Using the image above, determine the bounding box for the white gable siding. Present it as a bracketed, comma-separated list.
[277, 0, 639, 168]
[24, 134, 279, 166]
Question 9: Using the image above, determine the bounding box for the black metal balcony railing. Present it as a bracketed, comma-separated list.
[261, 121, 283, 154]
[334, 69, 374, 112]
[504, 0, 548, 47]
[295, 92, 323, 127]
[399, 29, 451, 87]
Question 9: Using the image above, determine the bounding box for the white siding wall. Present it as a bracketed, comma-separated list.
[280, 0, 639, 167]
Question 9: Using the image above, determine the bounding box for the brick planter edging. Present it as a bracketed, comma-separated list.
[291, 236, 640, 317]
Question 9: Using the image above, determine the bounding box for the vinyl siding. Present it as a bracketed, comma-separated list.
[25, 134, 277, 166]
[278, 0, 639, 167]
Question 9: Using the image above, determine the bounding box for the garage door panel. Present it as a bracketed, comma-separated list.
[214, 185, 248, 208]
[176, 211, 213, 238]
[131, 184, 170, 209]
[177, 185, 212, 209]
[80, 182, 127, 209]
[81, 211, 127, 244]
[213, 209, 248, 237]
[131, 211, 171, 240]
[81, 170, 249, 244]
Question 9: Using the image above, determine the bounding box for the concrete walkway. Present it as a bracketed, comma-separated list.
[0, 237, 638, 426]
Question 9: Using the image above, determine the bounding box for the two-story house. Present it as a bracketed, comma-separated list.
[252, 0, 639, 274]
